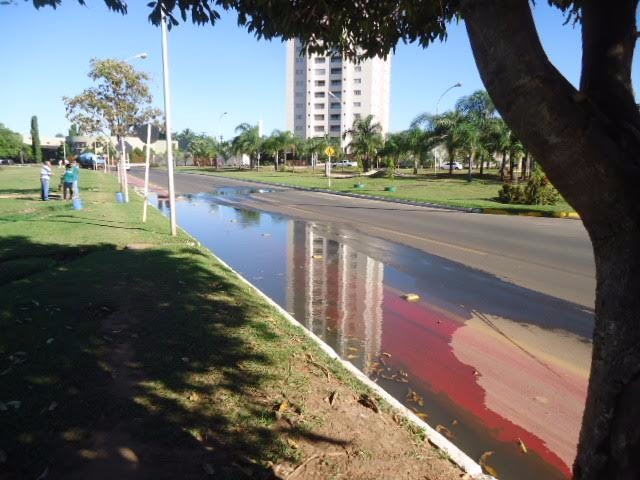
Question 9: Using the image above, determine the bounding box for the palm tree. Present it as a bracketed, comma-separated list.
[343, 115, 383, 172]
[381, 131, 406, 177]
[263, 130, 284, 171]
[484, 118, 511, 180]
[232, 123, 261, 169]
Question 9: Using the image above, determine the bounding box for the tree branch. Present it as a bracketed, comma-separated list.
[461, 0, 640, 232]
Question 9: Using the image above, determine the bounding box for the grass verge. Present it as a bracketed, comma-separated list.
[0, 166, 462, 480]
[180, 167, 575, 214]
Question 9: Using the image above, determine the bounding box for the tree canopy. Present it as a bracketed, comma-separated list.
[63, 58, 160, 139]
[0, 123, 23, 159]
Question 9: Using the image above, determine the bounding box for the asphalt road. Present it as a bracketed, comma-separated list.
[131, 168, 596, 473]
[135, 169, 595, 309]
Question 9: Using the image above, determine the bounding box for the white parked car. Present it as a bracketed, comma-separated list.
[332, 160, 358, 168]
[443, 161, 463, 170]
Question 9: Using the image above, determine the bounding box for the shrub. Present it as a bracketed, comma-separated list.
[498, 183, 525, 204]
[498, 167, 559, 205]
[524, 167, 560, 205]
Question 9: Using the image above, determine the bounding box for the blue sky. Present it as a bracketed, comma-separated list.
[1, 2, 638, 139]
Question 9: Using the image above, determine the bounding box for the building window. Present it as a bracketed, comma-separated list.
[314, 80, 326, 87]
[354, 113, 361, 119]
[296, 114, 303, 120]
[330, 91, 341, 98]
[354, 78, 362, 84]
[296, 103, 303, 108]
[331, 79, 341, 86]
[314, 103, 325, 109]
[314, 68, 326, 75]
[314, 91, 325, 98]
[330, 114, 340, 121]
[296, 57, 304, 63]
[295, 92, 304, 97]
[314, 57, 326, 64]
[330, 67, 341, 74]
[330, 102, 340, 109]
[354, 90, 361, 96]
[353, 102, 361, 107]
[295, 80, 304, 86]
[330, 125, 340, 132]
[354, 65, 362, 72]
[314, 114, 325, 121]
[314, 126, 325, 133]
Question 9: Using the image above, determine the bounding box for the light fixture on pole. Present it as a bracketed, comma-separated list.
[119, 52, 149, 202]
[434, 82, 462, 172]
[160, 11, 177, 236]
[217, 111, 228, 169]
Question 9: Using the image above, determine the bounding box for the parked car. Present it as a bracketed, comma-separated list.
[331, 160, 358, 168]
[78, 153, 106, 169]
[443, 161, 463, 170]
[0, 159, 13, 165]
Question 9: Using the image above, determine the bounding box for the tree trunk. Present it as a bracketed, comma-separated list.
[275, 152, 278, 171]
[463, 1, 640, 478]
[499, 150, 506, 181]
[413, 156, 418, 175]
[509, 151, 516, 183]
[521, 151, 528, 180]
[467, 151, 473, 182]
[479, 155, 485, 176]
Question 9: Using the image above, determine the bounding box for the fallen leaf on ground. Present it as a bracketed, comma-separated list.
[181, 357, 190, 363]
[401, 293, 420, 302]
[48, 401, 58, 411]
[479, 451, 498, 477]
[31, 300, 40, 307]
[327, 391, 338, 406]
[358, 394, 380, 413]
[518, 437, 527, 454]
[46, 338, 54, 345]
[382, 352, 392, 358]
[203, 463, 215, 475]
[287, 438, 300, 449]
[347, 354, 358, 359]
[436, 424, 455, 439]
[416, 412, 429, 420]
[1, 368, 12, 376]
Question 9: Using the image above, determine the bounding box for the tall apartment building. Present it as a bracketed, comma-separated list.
[286, 39, 391, 148]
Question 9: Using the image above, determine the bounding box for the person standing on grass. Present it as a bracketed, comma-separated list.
[71, 158, 80, 199]
[40, 160, 53, 201]
[62, 164, 75, 200]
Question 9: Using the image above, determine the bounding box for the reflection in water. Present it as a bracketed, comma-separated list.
[287, 223, 384, 374]
[154, 192, 586, 480]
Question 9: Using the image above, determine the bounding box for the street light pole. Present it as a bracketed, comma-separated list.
[434, 82, 462, 173]
[161, 11, 177, 236]
[217, 111, 227, 169]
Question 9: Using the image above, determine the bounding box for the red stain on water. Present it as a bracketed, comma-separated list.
[380, 289, 574, 478]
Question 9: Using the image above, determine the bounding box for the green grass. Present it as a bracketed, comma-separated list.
[0, 166, 380, 478]
[180, 167, 575, 214]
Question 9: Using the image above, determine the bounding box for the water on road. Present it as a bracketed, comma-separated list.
[154, 189, 592, 480]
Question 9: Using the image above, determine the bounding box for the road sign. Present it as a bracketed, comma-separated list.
[325, 146, 335, 157]
[135, 124, 161, 143]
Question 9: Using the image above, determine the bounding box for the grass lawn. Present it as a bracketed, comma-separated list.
[0, 166, 460, 480]
[181, 167, 575, 214]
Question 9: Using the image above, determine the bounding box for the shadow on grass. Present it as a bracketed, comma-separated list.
[0, 236, 343, 479]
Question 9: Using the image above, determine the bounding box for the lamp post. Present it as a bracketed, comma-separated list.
[217, 112, 227, 169]
[160, 11, 177, 236]
[434, 82, 462, 173]
[119, 52, 149, 202]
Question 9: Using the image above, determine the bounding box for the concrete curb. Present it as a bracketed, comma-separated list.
[181, 171, 580, 220]
[133, 184, 494, 480]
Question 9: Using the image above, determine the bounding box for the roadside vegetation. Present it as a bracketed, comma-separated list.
[180, 167, 575, 214]
[0, 166, 462, 480]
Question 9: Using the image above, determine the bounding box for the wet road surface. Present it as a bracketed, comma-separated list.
[133, 170, 595, 478]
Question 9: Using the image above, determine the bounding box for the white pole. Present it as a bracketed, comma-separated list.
[120, 136, 129, 202]
[142, 123, 151, 222]
[161, 12, 177, 236]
